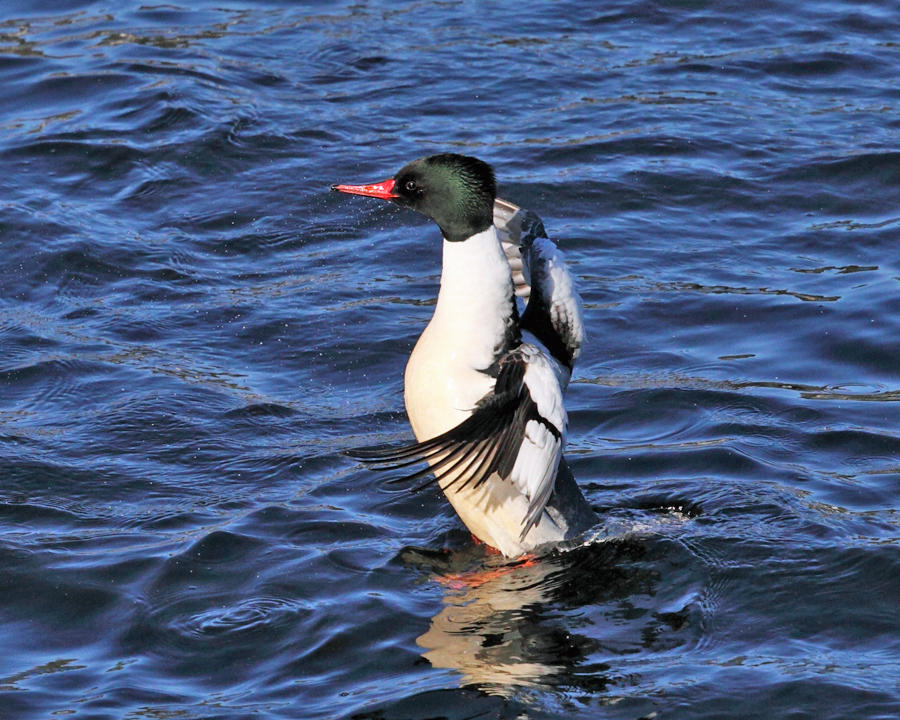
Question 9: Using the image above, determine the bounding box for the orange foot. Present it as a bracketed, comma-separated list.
[437, 540, 540, 590]
[469, 532, 503, 555]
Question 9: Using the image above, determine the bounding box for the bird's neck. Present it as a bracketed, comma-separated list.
[431, 226, 519, 372]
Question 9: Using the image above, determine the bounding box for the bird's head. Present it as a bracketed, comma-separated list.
[332, 153, 496, 243]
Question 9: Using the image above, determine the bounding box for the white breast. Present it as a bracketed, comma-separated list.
[404, 226, 514, 441]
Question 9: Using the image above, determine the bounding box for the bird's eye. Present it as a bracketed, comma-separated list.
[405, 179, 418, 192]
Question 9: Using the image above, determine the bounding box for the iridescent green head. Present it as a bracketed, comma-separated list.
[332, 153, 497, 242]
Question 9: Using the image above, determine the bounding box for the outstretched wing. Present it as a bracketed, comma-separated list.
[351, 345, 565, 540]
[494, 197, 538, 300]
[493, 198, 585, 374]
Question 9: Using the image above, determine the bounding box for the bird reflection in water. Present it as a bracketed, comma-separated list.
[401, 531, 661, 697]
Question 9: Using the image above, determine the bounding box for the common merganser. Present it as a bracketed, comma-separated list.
[332, 153, 596, 557]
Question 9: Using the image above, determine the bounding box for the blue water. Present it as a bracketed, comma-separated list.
[1, 1, 898, 718]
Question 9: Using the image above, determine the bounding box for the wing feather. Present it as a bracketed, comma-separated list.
[493, 197, 584, 374]
[349, 344, 566, 539]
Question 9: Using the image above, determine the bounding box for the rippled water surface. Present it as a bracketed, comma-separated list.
[1, 1, 899, 718]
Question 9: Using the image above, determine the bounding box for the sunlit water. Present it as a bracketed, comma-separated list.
[1, 1, 898, 718]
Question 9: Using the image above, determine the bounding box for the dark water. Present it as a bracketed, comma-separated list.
[1, 1, 898, 718]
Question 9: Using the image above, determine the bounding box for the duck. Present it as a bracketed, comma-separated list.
[332, 153, 596, 557]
